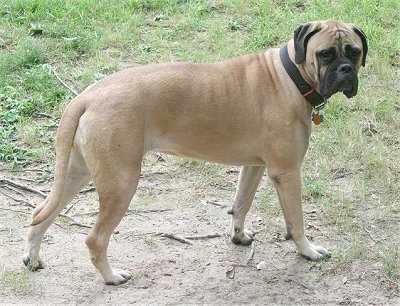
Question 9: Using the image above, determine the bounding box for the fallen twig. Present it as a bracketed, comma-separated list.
[245, 240, 256, 265]
[64, 202, 76, 214]
[201, 199, 226, 208]
[184, 233, 221, 240]
[126, 208, 173, 215]
[307, 223, 327, 238]
[0, 178, 47, 198]
[51, 67, 79, 96]
[36, 112, 57, 120]
[15, 177, 36, 183]
[57, 213, 76, 222]
[69, 222, 92, 229]
[80, 187, 96, 194]
[158, 233, 193, 245]
[7, 167, 50, 174]
[0, 193, 72, 223]
[0, 190, 36, 209]
[72, 211, 99, 217]
[2, 184, 31, 201]
[123, 231, 221, 244]
[123, 231, 158, 239]
[0, 207, 31, 215]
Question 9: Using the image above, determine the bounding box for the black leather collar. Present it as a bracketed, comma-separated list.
[279, 44, 326, 110]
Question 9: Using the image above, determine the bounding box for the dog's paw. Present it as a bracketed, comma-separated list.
[104, 269, 132, 286]
[300, 244, 331, 261]
[23, 255, 44, 271]
[231, 228, 254, 246]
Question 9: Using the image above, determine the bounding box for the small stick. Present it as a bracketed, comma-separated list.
[126, 208, 173, 215]
[2, 184, 31, 201]
[307, 223, 327, 238]
[36, 113, 57, 120]
[0, 178, 47, 198]
[72, 211, 99, 217]
[58, 213, 76, 222]
[8, 168, 48, 173]
[0, 207, 31, 215]
[51, 67, 79, 96]
[80, 187, 96, 194]
[201, 199, 226, 208]
[245, 240, 255, 265]
[184, 233, 221, 240]
[64, 202, 76, 214]
[14, 177, 36, 183]
[158, 233, 193, 245]
[123, 231, 157, 239]
[69, 222, 92, 229]
[124, 232, 221, 242]
[0, 190, 36, 209]
[0, 195, 75, 224]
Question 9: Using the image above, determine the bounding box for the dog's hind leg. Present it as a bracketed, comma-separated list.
[84, 152, 142, 285]
[228, 166, 266, 245]
[23, 149, 90, 270]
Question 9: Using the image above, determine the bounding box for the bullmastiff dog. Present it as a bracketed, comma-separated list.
[23, 20, 368, 285]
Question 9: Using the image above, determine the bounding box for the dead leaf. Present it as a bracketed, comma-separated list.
[226, 266, 236, 279]
[256, 261, 266, 270]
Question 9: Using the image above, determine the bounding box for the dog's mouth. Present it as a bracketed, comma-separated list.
[319, 62, 359, 100]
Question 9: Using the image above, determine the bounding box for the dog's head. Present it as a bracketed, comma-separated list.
[293, 20, 368, 100]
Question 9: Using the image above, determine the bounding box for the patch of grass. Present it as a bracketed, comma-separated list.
[383, 244, 400, 281]
[139, 235, 158, 247]
[1, 39, 47, 72]
[0, 265, 34, 295]
[303, 174, 326, 200]
[333, 234, 369, 271]
[0, 70, 64, 165]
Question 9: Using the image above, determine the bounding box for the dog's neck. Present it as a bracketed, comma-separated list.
[279, 44, 326, 110]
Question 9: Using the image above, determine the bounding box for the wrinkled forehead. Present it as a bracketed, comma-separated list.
[308, 24, 363, 52]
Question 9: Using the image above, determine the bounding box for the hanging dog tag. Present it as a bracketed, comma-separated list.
[312, 112, 324, 125]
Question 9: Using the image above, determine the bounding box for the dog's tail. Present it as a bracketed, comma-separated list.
[31, 97, 86, 226]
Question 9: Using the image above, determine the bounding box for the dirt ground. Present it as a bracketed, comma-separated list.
[1, 155, 399, 305]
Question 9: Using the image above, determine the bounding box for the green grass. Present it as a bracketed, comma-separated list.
[0, 265, 34, 295]
[0, 0, 399, 283]
[383, 244, 400, 280]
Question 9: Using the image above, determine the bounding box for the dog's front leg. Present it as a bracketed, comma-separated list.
[268, 169, 330, 261]
[228, 166, 266, 245]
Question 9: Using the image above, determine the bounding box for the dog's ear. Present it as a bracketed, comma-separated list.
[353, 27, 368, 66]
[293, 23, 322, 64]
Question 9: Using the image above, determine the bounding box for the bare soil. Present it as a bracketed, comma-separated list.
[1, 155, 399, 304]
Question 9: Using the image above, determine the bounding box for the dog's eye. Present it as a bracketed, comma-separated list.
[319, 50, 335, 61]
[345, 46, 361, 61]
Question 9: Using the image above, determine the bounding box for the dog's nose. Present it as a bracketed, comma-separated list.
[337, 63, 354, 75]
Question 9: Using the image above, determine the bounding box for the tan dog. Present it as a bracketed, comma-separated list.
[23, 20, 368, 285]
